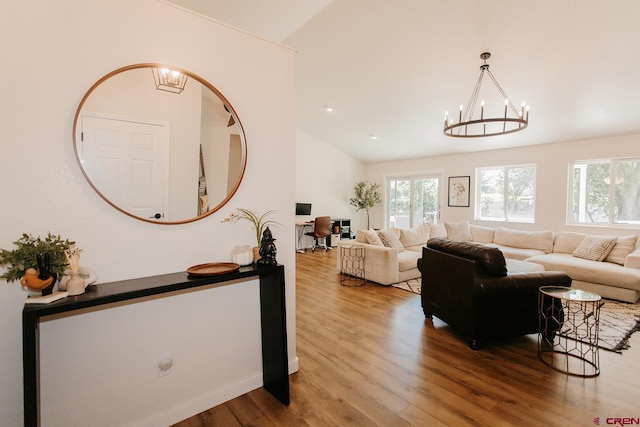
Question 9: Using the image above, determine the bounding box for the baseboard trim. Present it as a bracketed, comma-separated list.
[134, 356, 300, 426]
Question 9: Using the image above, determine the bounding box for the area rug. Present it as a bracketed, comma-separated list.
[391, 278, 421, 294]
[559, 299, 640, 353]
[391, 278, 640, 353]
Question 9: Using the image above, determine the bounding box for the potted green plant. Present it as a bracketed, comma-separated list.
[349, 181, 382, 229]
[0, 232, 74, 294]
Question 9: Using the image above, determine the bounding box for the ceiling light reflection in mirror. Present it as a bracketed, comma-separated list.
[73, 63, 246, 224]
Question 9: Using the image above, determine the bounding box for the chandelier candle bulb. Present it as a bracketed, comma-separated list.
[480, 100, 484, 119]
[459, 105, 463, 122]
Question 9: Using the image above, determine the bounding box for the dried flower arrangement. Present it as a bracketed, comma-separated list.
[221, 208, 282, 246]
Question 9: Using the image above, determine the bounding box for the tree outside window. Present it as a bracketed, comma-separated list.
[387, 176, 440, 228]
[476, 165, 536, 222]
[570, 158, 640, 225]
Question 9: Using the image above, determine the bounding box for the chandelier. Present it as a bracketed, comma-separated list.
[444, 52, 529, 138]
[152, 67, 188, 94]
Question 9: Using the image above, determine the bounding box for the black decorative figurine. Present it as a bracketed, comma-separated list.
[257, 226, 278, 266]
[36, 254, 57, 296]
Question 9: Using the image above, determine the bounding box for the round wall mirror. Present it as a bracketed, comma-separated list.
[73, 63, 247, 224]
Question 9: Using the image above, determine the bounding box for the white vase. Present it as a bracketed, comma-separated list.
[231, 245, 254, 266]
[66, 272, 86, 296]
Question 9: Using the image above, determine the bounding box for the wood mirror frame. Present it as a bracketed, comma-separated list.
[73, 63, 247, 224]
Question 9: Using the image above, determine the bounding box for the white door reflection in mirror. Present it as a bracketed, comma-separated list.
[80, 115, 169, 221]
[73, 63, 247, 224]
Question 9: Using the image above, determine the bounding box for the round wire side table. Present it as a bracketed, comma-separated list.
[538, 286, 601, 377]
[338, 244, 365, 287]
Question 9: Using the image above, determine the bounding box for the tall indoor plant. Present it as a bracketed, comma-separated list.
[349, 181, 382, 229]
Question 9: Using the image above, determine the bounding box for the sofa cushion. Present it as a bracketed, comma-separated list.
[355, 229, 368, 244]
[573, 235, 617, 261]
[399, 224, 429, 247]
[553, 231, 587, 254]
[505, 258, 545, 274]
[486, 243, 546, 261]
[378, 229, 405, 252]
[526, 253, 640, 291]
[429, 223, 447, 238]
[365, 229, 384, 246]
[445, 221, 472, 241]
[605, 235, 639, 265]
[427, 237, 507, 276]
[493, 227, 554, 253]
[469, 224, 495, 243]
[397, 250, 422, 272]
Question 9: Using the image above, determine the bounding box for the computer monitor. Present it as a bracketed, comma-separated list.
[295, 203, 312, 216]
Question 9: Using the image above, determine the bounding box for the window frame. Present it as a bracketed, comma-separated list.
[385, 173, 442, 229]
[475, 163, 537, 223]
[567, 157, 640, 227]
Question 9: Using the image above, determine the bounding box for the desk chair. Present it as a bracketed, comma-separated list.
[305, 216, 332, 251]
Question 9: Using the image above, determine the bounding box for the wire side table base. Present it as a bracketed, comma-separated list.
[538, 286, 601, 377]
[339, 244, 365, 287]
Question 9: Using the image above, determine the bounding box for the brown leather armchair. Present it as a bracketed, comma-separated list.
[419, 238, 572, 349]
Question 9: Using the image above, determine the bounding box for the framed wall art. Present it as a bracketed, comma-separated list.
[448, 176, 470, 207]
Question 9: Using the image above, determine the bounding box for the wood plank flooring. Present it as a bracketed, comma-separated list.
[175, 249, 640, 426]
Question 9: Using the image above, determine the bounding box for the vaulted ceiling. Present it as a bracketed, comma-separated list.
[167, 0, 640, 163]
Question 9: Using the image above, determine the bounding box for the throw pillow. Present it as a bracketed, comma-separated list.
[573, 235, 617, 261]
[428, 223, 447, 238]
[399, 224, 430, 247]
[355, 229, 368, 244]
[377, 229, 405, 252]
[605, 235, 638, 265]
[469, 224, 495, 243]
[444, 221, 472, 241]
[365, 229, 384, 246]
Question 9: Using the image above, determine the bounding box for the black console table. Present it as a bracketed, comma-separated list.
[23, 264, 289, 426]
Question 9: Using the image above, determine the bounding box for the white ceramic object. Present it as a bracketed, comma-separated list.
[65, 272, 85, 296]
[231, 245, 253, 266]
[59, 267, 98, 291]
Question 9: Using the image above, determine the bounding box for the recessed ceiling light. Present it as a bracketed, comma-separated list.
[370, 134, 377, 140]
[324, 106, 333, 112]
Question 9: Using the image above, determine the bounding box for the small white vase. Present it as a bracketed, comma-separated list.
[66, 272, 86, 296]
[231, 245, 254, 266]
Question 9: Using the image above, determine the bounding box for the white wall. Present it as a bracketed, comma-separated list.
[295, 129, 366, 245]
[0, 1, 296, 426]
[365, 134, 640, 236]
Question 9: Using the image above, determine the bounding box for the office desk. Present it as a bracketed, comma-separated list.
[295, 221, 314, 252]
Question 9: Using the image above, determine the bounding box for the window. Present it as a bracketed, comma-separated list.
[387, 175, 440, 228]
[569, 158, 640, 225]
[476, 164, 536, 222]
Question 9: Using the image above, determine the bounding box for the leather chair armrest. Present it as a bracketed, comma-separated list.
[474, 271, 572, 298]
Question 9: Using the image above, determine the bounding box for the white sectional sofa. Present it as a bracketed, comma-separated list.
[337, 222, 640, 303]
[336, 227, 427, 286]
